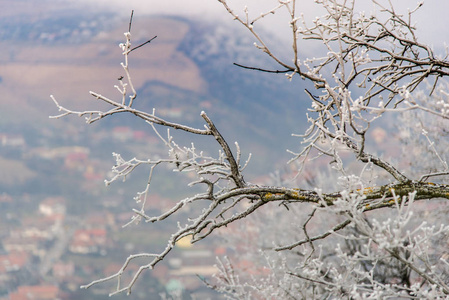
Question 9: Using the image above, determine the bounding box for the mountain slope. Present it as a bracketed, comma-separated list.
[1, 9, 310, 177]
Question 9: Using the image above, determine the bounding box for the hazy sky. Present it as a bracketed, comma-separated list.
[77, 0, 449, 49]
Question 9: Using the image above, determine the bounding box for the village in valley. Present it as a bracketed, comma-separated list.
[0, 123, 229, 299]
[0, 3, 303, 298]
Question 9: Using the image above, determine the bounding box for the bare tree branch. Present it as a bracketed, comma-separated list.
[51, 2, 449, 297]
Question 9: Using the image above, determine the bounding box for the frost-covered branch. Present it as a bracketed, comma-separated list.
[226, 0, 449, 183]
[51, 2, 449, 297]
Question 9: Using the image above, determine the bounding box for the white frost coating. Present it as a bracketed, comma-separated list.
[48, 0, 449, 298]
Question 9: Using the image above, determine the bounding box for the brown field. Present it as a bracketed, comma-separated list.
[0, 17, 206, 123]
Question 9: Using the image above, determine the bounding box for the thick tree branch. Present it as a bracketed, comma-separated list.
[201, 112, 246, 188]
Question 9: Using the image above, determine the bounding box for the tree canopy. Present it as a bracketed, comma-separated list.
[51, 0, 449, 298]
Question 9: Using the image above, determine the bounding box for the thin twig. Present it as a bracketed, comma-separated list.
[129, 36, 157, 54]
[233, 63, 291, 74]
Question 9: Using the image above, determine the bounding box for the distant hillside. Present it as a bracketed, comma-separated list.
[0, 7, 310, 175]
[175, 19, 309, 170]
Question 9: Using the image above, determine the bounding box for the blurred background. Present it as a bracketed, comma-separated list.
[0, 0, 447, 299]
